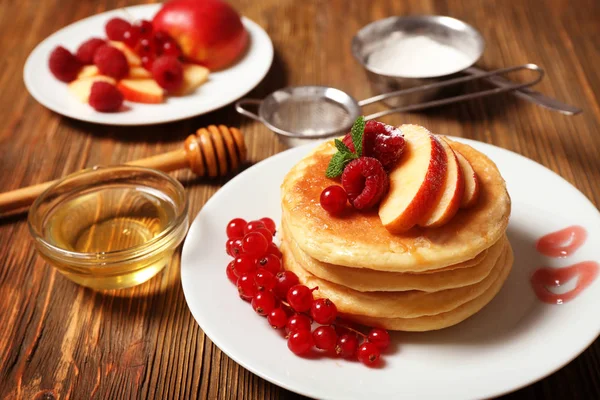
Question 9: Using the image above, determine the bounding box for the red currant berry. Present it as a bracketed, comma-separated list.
[287, 330, 314, 355]
[285, 313, 311, 334]
[226, 261, 237, 284]
[254, 269, 276, 291]
[287, 285, 316, 313]
[257, 254, 281, 275]
[254, 227, 273, 243]
[251, 291, 276, 316]
[267, 308, 288, 329]
[266, 243, 283, 259]
[135, 37, 155, 57]
[259, 217, 277, 235]
[141, 55, 155, 71]
[242, 232, 269, 257]
[274, 271, 299, 299]
[244, 220, 266, 235]
[312, 326, 337, 351]
[226, 218, 247, 239]
[229, 239, 243, 257]
[320, 185, 348, 215]
[161, 39, 181, 57]
[153, 31, 169, 47]
[122, 27, 140, 48]
[357, 342, 381, 366]
[237, 272, 257, 300]
[336, 333, 359, 358]
[367, 328, 390, 350]
[310, 298, 338, 325]
[226, 239, 235, 256]
[232, 254, 256, 276]
[133, 19, 153, 39]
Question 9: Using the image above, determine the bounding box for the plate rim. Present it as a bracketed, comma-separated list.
[180, 137, 600, 399]
[23, 4, 274, 126]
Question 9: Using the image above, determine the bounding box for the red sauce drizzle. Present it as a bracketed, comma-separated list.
[535, 225, 587, 257]
[530, 262, 599, 304]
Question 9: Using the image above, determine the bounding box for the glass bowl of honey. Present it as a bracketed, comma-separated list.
[28, 166, 189, 290]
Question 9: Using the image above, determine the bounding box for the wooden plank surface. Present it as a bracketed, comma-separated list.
[1, 0, 599, 398]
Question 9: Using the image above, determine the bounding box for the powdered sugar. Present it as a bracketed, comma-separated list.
[367, 34, 473, 78]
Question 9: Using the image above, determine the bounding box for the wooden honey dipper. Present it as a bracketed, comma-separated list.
[0, 125, 246, 213]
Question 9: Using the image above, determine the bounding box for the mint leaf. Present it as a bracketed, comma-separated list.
[325, 151, 357, 178]
[324, 119, 365, 179]
[351, 116, 365, 157]
[334, 138, 351, 154]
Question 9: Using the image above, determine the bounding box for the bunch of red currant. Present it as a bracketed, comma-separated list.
[225, 217, 391, 366]
[105, 17, 182, 71]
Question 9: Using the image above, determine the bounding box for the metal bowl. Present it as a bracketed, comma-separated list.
[351, 15, 485, 107]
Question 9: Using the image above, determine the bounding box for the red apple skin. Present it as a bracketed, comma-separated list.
[152, 0, 249, 71]
[379, 130, 448, 234]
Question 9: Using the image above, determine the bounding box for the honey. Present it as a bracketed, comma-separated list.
[43, 186, 174, 253]
[29, 166, 189, 290]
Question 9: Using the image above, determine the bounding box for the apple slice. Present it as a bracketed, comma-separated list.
[117, 79, 164, 104]
[379, 125, 448, 233]
[418, 137, 464, 227]
[171, 64, 210, 95]
[454, 149, 480, 208]
[77, 65, 99, 79]
[109, 41, 141, 66]
[68, 75, 116, 103]
[128, 67, 152, 79]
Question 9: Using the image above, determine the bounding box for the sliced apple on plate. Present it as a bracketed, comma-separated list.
[68, 75, 116, 103]
[109, 41, 141, 66]
[117, 79, 164, 104]
[173, 64, 210, 95]
[77, 65, 99, 79]
[418, 137, 464, 228]
[379, 125, 448, 233]
[128, 67, 152, 79]
[454, 149, 480, 208]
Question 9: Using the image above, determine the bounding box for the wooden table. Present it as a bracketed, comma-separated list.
[1, 0, 599, 398]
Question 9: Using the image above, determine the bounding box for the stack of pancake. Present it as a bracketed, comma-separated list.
[280, 135, 512, 331]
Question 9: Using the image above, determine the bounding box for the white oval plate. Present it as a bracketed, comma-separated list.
[24, 4, 273, 125]
[181, 138, 600, 400]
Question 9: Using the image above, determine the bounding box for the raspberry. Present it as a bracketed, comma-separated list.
[151, 56, 183, 91]
[372, 131, 405, 170]
[105, 17, 131, 41]
[93, 45, 129, 80]
[75, 38, 106, 65]
[341, 157, 389, 210]
[48, 46, 81, 82]
[89, 81, 124, 112]
[342, 121, 405, 170]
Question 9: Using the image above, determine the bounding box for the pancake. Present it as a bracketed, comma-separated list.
[283, 220, 503, 292]
[281, 237, 509, 318]
[281, 132, 511, 272]
[347, 243, 514, 331]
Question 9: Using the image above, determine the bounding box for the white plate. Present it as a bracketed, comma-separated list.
[23, 4, 273, 125]
[181, 138, 600, 400]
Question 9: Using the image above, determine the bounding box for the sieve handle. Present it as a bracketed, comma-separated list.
[361, 64, 545, 121]
[235, 99, 263, 121]
[464, 66, 582, 115]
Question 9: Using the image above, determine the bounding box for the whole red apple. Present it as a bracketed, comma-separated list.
[153, 0, 249, 70]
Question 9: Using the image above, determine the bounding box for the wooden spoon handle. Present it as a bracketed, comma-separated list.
[0, 149, 188, 214]
[0, 125, 246, 215]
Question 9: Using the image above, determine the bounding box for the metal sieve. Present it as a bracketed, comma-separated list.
[235, 64, 544, 140]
